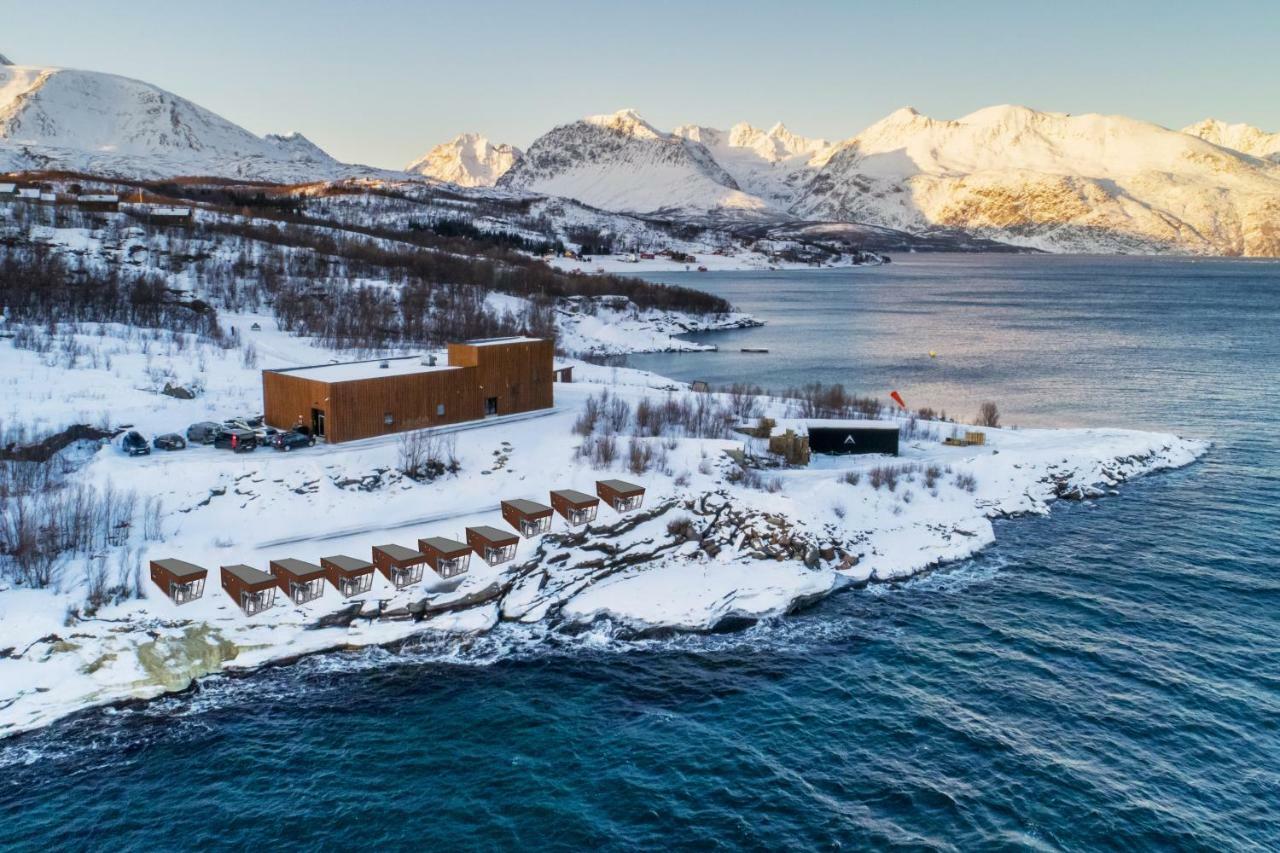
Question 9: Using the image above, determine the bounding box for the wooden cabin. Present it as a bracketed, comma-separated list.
[553, 365, 573, 383]
[220, 564, 277, 615]
[549, 489, 599, 526]
[372, 544, 430, 589]
[149, 558, 207, 605]
[76, 193, 120, 212]
[465, 526, 519, 566]
[269, 558, 327, 605]
[596, 479, 645, 513]
[320, 555, 375, 598]
[261, 336, 553, 444]
[417, 536, 473, 578]
[501, 499, 553, 537]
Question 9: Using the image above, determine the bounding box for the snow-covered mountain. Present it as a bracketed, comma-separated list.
[405, 133, 522, 186]
[794, 105, 1280, 256]
[673, 121, 835, 208]
[1182, 118, 1280, 163]
[0, 62, 387, 182]
[498, 109, 771, 217]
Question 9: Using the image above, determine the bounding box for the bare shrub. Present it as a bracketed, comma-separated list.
[924, 465, 942, 490]
[667, 515, 696, 540]
[976, 402, 1000, 428]
[397, 430, 460, 481]
[576, 434, 618, 467]
[627, 438, 655, 475]
[601, 394, 632, 434]
[725, 383, 764, 421]
[954, 471, 978, 493]
[833, 503, 847, 520]
[841, 470, 861, 486]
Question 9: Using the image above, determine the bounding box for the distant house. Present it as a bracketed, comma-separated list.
[639, 252, 656, 260]
[0, 182, 16, 195]
[501, 498, 553, 538]
[16, 187, 40, 199]
[150, 558, 207, 605]
[148, 206, 193, 221]
[597, 479, 645, 513]
[76, 193, 120, 212]
[592, 295, 631, 310]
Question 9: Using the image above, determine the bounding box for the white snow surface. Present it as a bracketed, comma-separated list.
[0, 321, 1209, 737]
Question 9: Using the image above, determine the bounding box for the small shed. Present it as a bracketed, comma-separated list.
[320, 554, 375, 598]
[269, 558, 326, 605]
[220, 564, 277, 615]
[549, 489, 599, 526]
[149, 558, 207, 605]
[501, 499, 553, 537]
[553, 365, 573, 383]
[372, 544, 430, 588]
[77, 193, 119, 212]
[418, 536, 473, 578]
[806, 420, 899, 456]
[465, 526, 519, 566]
[597, 479, 645, 513]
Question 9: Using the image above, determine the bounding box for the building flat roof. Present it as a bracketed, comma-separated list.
[375, 544, 425, 562]
[322, 554, 375, 573]
[222, 564, 275, 586]
[271, 558, 324, 578]
[153, 558, 207, 578]
[551, 489, 598, 506]
[419, 536, 471, 555]
[503, 498, 552, 516]
[598, 479, 645, 495]
[461, 336, 543, 347]
[804, 419, 901, 431]
[268, 355, 459, 384]
[467, 525, 520, 544]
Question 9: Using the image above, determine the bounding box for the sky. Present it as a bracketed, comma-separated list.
[3, 0, 1277, 169]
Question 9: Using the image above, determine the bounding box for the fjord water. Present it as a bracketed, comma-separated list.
[3, 256, 1278, 850]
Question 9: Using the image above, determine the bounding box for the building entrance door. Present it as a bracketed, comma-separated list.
[311, 408, 326, 438]
[484, 397, 499, 416]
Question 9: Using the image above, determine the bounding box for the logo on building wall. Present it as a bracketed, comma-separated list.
[844, 434, 856, 445]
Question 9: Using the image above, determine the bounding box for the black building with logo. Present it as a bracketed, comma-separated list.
[806, 420, 900, 456]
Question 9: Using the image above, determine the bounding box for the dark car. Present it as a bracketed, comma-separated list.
[186, 421, 221, 444]
[272, 430, 316, 451]
[153, 433, 187, 451]
[121, 431, 151, 456]
[213, 428, 257, 452]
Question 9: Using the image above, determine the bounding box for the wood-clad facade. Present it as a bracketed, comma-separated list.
[262, 337, 554, 444]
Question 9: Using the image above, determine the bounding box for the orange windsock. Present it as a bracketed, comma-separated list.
[890, 390, 907, 410]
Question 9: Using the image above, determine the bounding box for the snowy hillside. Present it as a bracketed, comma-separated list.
[405, 133, 522, 186]
[1182, 118, 1280, 163]
[793, 106, 1280, 256]
[498, 109, 772, 217]
[0, 62, 391, 182]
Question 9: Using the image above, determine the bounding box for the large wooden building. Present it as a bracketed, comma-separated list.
[261, 337, 554, 443]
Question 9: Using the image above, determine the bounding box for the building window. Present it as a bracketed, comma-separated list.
[437, 404, 445, 416]
[384, 413, 394, 426]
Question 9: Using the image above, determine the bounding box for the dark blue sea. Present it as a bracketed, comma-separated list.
[2, 255, 1278, 851]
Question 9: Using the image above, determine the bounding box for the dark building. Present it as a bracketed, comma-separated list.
[597, 479, 645, 513]
[465, 526, 519, 566]
[261, 336, 553, 443]
[417, 536, 473, 578]
[269, 558, 327, 605]
[372, 544, 431, 588]
[549, 489, 599, 526]
[320, 555, 376, 598]
[805, 420, 900, 456]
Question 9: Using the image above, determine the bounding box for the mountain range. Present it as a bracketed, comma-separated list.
[2, 54, 1278, 256]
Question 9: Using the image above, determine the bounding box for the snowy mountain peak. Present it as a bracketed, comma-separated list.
[1181, 118, 1280, 162]
[264, 132, 336, 164]
[0, 54, 12, 67]
[725, 121, 830, 162]
[405, 133, 522, 187]
[584, 109, 666, 140]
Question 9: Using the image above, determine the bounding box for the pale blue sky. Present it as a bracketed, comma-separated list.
[4, 0, 1277, 168]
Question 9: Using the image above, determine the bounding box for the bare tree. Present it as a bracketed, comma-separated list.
[976, 402, 1000, 428]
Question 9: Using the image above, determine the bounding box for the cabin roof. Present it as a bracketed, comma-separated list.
[598, 478, 644, 496]
[803, 419, 901, 431]
[153, 558, 207, 578]
[551, 489, 597, 505]
[222, 564, 274, 585]
[375, 544, 424, 562]
[322, 554, 374, 573]
[503, 498, 552, 516]
[272, 558, 323, 577]
[461, 336, 542, 347]
[468, 525, 519, 543]
[419, 536, 471, 555]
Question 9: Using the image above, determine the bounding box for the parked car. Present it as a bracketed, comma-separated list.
[254, 425, 280, 444]
[153, 433, 187, 451]
[120, 431, 151, 456]
[272, 430, 316, 451]
[213, 428, 257, 452]
[186, 421, 221, 444]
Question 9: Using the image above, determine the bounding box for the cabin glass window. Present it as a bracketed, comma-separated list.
[437, 404, 446, 416]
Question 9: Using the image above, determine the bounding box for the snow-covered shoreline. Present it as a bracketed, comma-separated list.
[0, 348, 1208, 739]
